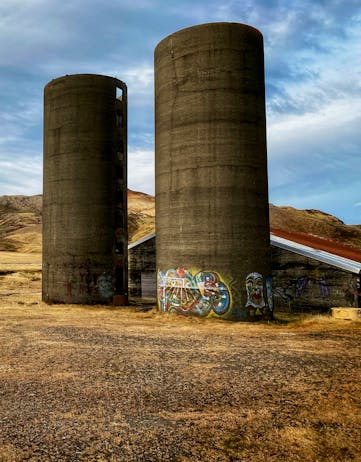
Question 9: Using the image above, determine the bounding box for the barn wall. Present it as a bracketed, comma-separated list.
[128, 237, 360, 310]
[128, 237, 156, 298]
[271, 246, 360, 311]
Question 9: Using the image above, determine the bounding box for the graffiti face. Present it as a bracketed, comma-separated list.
[246, 272, 265, 309]
[158, 269, 231, 317]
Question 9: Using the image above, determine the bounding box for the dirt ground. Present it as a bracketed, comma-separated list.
[0, 257, 360, 461]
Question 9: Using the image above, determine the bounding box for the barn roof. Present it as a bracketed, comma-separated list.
[271, 230, 361, 274]
[128, 230, 361, 275]
[271, 228, 361, 263]
[128, 232, 155, 250]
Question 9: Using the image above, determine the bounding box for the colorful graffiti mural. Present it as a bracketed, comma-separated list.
[245, 272, 272, 317]
[246, 272, 265, 309]
[158, 268, 231, 317]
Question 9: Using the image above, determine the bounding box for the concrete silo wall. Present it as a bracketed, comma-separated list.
[155, 23, 272, 320]
[43, 74, 128, 305]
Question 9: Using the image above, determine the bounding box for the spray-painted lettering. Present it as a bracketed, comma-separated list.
[158, 268, 231, 317]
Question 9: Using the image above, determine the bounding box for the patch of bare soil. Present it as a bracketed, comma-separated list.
[0, 269, 360, 461]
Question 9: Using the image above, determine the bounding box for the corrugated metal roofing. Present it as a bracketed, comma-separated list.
[128, 232, 361, 275]
[271, 234, 361, 274]
[271, 227, 361, 263]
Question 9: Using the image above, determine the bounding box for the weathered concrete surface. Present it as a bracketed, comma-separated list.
[155, 23, 271, 320]
[43, 74, 128, 304]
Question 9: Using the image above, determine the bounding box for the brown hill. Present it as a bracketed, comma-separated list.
[0, 195, 42, 253]
[0, 192, 360, 254]
[127, 190, 155, 243]
[269, 204, 361, 250]
[0, 191, 155, 253]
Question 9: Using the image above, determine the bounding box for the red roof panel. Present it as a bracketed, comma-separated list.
[270, 228, 361, 264]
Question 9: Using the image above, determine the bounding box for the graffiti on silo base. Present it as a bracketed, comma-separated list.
[158, 268, 274, 319]
[246, 272, 265, 310]
[158, 268, 231, 317]
[245, 272, 273, 318]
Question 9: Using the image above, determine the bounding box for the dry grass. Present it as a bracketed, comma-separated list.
[0, 251, 41, 273]
[0, 253, 360, 461]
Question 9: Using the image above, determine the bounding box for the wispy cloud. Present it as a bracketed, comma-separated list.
[0, 154, 42, 195]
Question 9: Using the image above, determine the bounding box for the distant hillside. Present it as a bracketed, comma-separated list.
[0, 191, 155, 253]
[0, 192, 360, 254]
[0, 195, 42, 253]
[127, 189, 155, 243]
[269, 204, 361, 250]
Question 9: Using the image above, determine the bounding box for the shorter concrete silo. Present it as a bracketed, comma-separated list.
[43, 74, 128, 305]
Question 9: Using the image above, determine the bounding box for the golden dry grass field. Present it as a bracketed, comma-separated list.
[0, 252, 360, 461]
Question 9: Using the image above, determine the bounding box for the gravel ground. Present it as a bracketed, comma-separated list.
[0, 282, 360, 461]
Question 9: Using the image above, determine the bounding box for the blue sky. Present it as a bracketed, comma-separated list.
[0, 0, 360, 224]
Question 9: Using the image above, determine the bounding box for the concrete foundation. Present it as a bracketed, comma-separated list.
[154, 23, 271, 320]
[43, 74, 128, 305]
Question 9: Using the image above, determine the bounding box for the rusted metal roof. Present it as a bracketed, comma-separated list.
[271, 233, 361, 274]
[271, 227, 361, 263]
[128, 231, 361, 274]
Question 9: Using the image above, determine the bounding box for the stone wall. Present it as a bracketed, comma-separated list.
[271, 246, 360, 312]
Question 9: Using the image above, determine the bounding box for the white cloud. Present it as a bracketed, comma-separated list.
[127, 149, 154, 195]
[109, 65, 154, 107]
[0, 154, 42, 195]
[268, 97, 361, 160]
[123, 66, 153, 88]
[0, 147, 155, 198]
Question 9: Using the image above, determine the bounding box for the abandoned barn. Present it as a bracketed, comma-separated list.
[128, 231, 361, 312]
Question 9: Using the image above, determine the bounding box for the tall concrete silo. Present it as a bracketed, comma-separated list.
[155, 23, 272, 320]
[43, 74, 128, 305]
